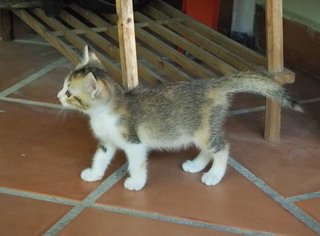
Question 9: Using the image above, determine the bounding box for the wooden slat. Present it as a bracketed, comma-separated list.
[116, 0, 139, 89]
[52, 18, 184, 37]
[106, 14, 214, 78]
[146, 4, 294, 84]
[151, 0, 266, 67]
[143, 6, 254, 72]
[32, 8, 122, 82]
[60, 9, 166, 85]
[264, 0, 284, 142]
[13, 9, 81, 65]
[134, 12, 238, 75]
[71, 4, 194, 81]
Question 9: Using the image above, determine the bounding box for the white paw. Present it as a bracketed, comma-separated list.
[124, 177, 146, 191]
[80, 168, 103, 182]
[182, 160, 205, 173]
[201, 172, 223, 186]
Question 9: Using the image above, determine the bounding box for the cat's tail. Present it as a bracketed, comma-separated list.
[218, 72, 303, 112]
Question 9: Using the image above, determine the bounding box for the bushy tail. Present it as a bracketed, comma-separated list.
[217, 72, 303, 112]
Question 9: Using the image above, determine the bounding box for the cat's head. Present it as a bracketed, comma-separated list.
[57, 46, 114, 113]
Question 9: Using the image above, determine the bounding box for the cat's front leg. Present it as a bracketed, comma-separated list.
[124, 145, 148, 191]
[81, 144, 116, 182]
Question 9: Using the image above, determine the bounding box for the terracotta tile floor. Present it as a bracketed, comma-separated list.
[1, 23, 320, 236]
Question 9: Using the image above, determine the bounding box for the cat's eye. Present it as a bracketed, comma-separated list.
[66, 90, 72, 97]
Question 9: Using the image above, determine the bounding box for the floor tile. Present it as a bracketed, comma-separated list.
[59, 208, 232, 236]
[226, 102, 320, 197]
[96, 150, 314, 235]
[296, 198, 320, 222]
[0, 101, 125, 200]
[0, 194, 71, 236]
[0, 42, 61, 91]
[287, 70, 320, 100]
[9, 65, 73, 104]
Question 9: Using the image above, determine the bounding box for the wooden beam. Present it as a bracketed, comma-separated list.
[116, 0, 139, 90]
[32, 8, 122, 82]
[264, 0, 284, 141]
[106, 14, 214, 78]
[135, 12, 238, 75]
[68, 5, 167, 85]
[143, 6, 253, 72]
[0, 10, 13, 41]
[73, 4, 192, 83]
[152, 0, 266, 67]
[13, 9, 81, 65]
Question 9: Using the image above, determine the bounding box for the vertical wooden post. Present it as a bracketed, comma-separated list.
[264, 0, 283, 141]
[0, 10, 13, 41]
[116, 0, 139, 90]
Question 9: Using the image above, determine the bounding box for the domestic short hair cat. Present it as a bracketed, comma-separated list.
[57, 46, 302, 191]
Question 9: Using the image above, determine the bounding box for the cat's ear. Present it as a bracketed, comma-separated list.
[86, 72, 100, 99]
[82, 45, 102, 66]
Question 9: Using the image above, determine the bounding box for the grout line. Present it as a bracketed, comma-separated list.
[229, 96, 320, 116]
[92, 204, 275, 236]
[229, 106, 265, 116]
[43, 163, 128, 236]
[287, 191, 320, 203]
[0, 97, 62, 109]
[228, 157, 320, 234]
[0, 187, 79, 206]
[0, 58, 67, 98]
[81, 163, 128, 205]
[300, 97, 320, 104]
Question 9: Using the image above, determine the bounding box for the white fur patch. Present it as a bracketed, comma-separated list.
[201, 146, 229, 186]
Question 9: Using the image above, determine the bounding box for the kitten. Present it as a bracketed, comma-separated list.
[57, 46, 302, 191]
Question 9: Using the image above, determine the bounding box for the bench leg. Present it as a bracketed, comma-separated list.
[0, 10, 13, 41]
[265, 0, 283, 141]
[265, 99, 281, 141]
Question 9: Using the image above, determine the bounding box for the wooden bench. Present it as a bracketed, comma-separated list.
[3, 0, 293, 141]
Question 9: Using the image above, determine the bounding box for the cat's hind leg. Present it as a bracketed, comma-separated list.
[81, 144, 116, 182]
[201, 140, 229, 186]
[182, 150, 211, 173]
[124, 144, 148, 191]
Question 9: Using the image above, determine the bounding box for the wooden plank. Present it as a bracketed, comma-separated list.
[134, 12, 238, 75]
[264, 0, 284, 141]
[69, 5, 182, 84]
[116, 0, 139, 89]
[143, 6, 254, 72]
[106, 14, 214, 78]
[60, 9, 164, 86]
[71, 4, 195, 81]
[52, 18, 183, 37]
[13, 9, 81, 65]
[151, 0, 266, 67]
[32, 8, 122, 81]
[0, 10, 13, 41]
